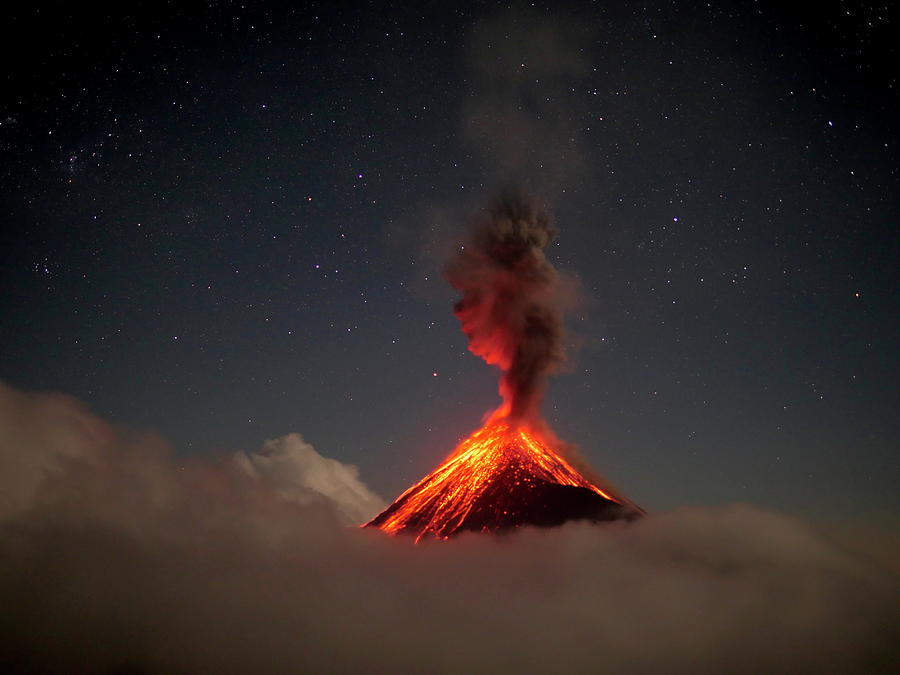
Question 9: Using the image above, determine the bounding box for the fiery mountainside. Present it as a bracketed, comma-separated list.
[366, 193, 641, 540]
[366, 414, 640, 541]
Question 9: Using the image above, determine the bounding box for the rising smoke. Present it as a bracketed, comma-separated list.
[446, 191, 567, 421]
[462, 8, 593, 192]
[1, 380, 897, 673]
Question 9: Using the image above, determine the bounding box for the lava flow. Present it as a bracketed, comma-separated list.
[366, 191, 641, 540]
[366, 412, 639, 541]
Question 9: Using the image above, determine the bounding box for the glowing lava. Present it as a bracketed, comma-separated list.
[365, 412, 639, 541]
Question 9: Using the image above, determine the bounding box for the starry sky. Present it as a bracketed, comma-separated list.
[1, 1, 897, 523]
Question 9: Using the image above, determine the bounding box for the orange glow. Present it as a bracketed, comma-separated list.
[365, 412, 620, 542]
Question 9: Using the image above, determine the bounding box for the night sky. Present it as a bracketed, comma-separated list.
[2, 1, 897, 525]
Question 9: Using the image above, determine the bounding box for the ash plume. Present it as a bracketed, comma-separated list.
[462, 9, 593, 192]
[446, 191, 566, 421]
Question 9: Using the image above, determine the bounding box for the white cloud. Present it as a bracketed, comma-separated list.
[235, 432, 385, 525]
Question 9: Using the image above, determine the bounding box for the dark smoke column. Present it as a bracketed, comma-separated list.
[445, 191, 565, 421]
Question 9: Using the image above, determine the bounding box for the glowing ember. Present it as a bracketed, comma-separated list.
[365, 413, 639, 541]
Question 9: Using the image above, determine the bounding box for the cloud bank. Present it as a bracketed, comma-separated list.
[0, 380, 896, 674]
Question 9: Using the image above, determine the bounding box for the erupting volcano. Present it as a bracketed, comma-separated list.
[366, 192, 642, 540]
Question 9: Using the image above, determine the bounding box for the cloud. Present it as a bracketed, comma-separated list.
[234, 433, 385, 526]
[0, 380, 896, 673]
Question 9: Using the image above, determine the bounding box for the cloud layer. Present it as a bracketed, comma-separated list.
[0, 381, 896, 674]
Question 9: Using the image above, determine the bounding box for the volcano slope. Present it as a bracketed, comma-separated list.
[365, 419, 641, 541]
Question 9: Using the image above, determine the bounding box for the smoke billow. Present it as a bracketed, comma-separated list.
[446, 191, 567, 421]
[0, 380, 898, 674]
[462, 9, 593, 192]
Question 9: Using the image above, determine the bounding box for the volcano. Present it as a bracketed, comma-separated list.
[366, 192, 642, 540]
[365, 415, 642, 541]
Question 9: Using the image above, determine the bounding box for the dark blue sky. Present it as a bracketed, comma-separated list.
[1, 1, 897, 520]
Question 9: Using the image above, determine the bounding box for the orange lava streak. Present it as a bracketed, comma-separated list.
[369, 415, 618, 542]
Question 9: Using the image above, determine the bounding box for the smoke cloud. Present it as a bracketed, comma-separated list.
[462, 9, 593, 191]
[0, 380, 897, 674]
[446, 191, 568, 421]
